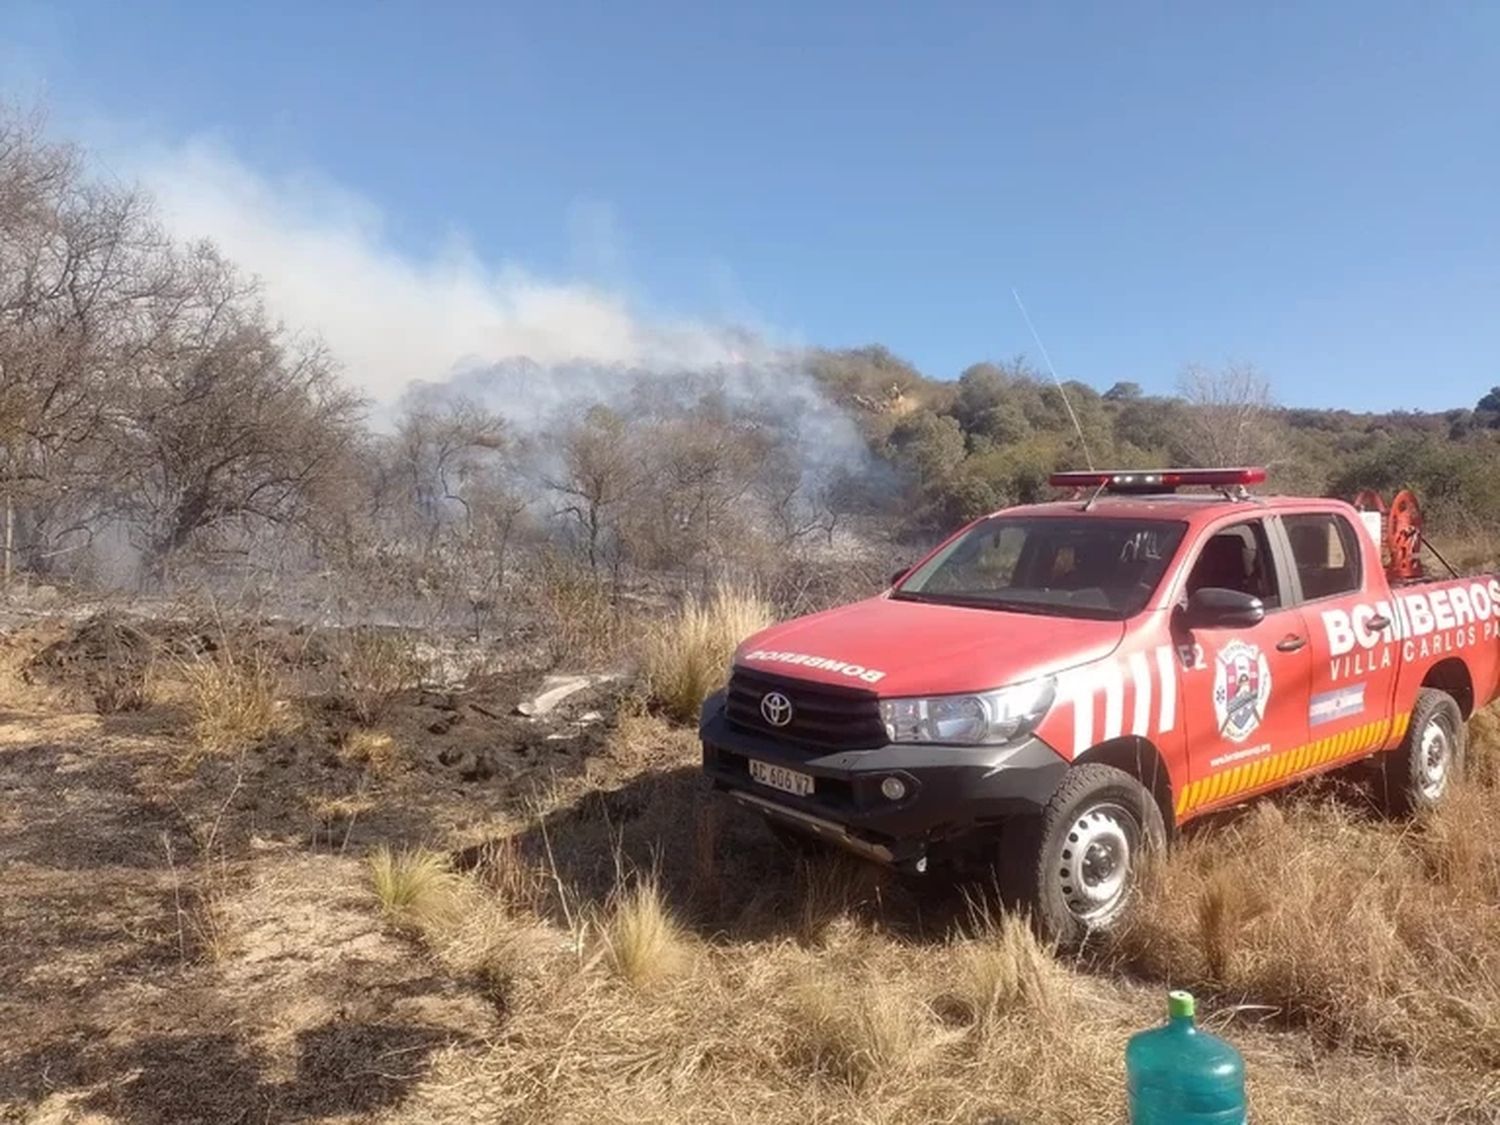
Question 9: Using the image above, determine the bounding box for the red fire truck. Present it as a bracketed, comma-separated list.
[700, 468, 1500, 942]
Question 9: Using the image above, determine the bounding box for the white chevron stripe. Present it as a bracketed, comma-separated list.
[1069, 667, 1096, 756]
[1129, 651, 1152, 737]
[1155, 644, 1177, 733]
[1101, 660, 1124, 741]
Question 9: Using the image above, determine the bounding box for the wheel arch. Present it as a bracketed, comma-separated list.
[1075, 735, 1176, 834]
[1422, 658, 1474, 718]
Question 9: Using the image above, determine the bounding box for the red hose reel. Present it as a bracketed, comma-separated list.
[1351, 488, 1425, 582]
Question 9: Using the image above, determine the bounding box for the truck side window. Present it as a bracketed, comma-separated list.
[1185, 521, 1281, 608]
[1284, 513, 1362, 600]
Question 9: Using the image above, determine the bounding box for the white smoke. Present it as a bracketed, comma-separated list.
[130, 138, 766, 403]
[122, 136, 872, 483]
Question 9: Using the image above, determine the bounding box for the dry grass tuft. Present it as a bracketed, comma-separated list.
[354, 703, 1500, 1122]
[368, 846, 464, 930]
[1467, 705, 1500, 788]
[1414, 782, 1500, 898]
[1115, 788, 1500, 1069]
[339, 727, 401, 773]
[953, 908, 1061, 1034]
[181, 647, 284, 757]
[467, 833, 549, 915]
[793, 852, 887, 948]
[786, 971, 935, 1089]
[186, 883, 238, 964]
[600, 877, 690, 987]
[307, 792, 376, 827]
[537, 557, 622, 663]
[642, 583, 773, 724]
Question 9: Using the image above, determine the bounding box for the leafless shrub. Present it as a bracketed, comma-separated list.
[334, 628, 425, 725]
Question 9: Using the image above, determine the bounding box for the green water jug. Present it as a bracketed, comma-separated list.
[1126, 991, 1247, 1124]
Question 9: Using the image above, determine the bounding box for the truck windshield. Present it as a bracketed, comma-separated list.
[892, 516, 1187, 620]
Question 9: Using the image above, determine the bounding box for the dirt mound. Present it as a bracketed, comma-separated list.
[24, 613, 194, 713]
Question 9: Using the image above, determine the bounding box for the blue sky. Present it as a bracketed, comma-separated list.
[3, 1, 1496, 410]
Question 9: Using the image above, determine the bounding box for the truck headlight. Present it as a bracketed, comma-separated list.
[879, 677, 1056, 746]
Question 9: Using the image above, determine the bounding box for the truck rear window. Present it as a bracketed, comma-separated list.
[893, 516, 1187, 619]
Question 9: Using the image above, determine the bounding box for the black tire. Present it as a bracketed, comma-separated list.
[1379, 688, 1465, 816]
[1000, 763, 1166, 947]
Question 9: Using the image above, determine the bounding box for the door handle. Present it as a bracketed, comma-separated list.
[1276, 634, 1307, 653]
[1367, 614, 1391, 631]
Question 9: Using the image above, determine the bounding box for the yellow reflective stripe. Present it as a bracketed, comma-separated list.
[1228, 764, 1246, 795]
[1181, 708, 1417, 820]
[1225, 765, 1244, 797]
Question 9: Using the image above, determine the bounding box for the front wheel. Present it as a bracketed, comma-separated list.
[1379, 688, 1465, 815]
[1000, 763, 1165, 947]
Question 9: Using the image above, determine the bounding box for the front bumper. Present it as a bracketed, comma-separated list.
[699, 691, 1068, 868]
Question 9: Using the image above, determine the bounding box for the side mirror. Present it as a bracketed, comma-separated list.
[890, 566, 910, 587]
[1181, 587, 1265, 629]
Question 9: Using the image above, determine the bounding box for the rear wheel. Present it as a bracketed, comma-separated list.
[1380, 688, 1464, 815]
[1001, 763, 1165, 946]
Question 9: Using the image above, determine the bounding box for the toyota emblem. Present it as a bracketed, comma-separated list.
[760, 691, 794, 727]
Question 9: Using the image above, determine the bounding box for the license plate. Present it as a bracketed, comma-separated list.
[749, 759, 815, 797]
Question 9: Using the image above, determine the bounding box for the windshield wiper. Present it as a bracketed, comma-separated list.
[892, 591, 1120, 619]
[893, 591, 1047, 614]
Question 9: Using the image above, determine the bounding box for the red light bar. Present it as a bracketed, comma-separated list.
[1048, 467, 1266, 490]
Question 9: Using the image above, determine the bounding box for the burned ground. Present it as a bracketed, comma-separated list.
[2, 611, 1499, 1124]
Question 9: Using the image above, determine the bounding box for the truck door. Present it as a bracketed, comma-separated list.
[1173, 517, 1313, 817]
[1280, 511, 1401, 768]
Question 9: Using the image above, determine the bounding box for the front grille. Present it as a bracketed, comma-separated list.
[726, 667, 886, 750]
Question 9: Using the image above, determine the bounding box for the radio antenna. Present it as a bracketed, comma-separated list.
[1012, 288, 1095, 471]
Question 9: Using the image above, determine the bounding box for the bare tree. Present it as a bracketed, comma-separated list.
[385, 394, 525, 631]
[118, 246, 364, 578]
[0, 111, 180, 577]
[393, 394, 509, 549]
[1176, 363, 1284, 469]
[544, 404, 639, 575]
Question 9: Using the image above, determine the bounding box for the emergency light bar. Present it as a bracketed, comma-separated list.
[1048, 467, 1267, 494]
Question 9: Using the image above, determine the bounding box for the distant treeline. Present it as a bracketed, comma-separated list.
[4, 107, 1496, 622]
[807, 345, 1500, 548]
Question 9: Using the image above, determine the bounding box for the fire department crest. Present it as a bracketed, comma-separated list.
[1212, 640, 1272, 743]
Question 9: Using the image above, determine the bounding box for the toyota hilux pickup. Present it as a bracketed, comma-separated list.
[700, 467, 1500, 942]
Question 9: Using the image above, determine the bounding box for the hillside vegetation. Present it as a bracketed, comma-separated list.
[6, 109, 1500, 626]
